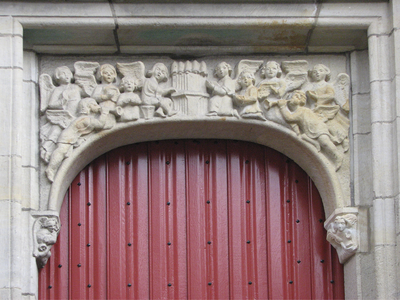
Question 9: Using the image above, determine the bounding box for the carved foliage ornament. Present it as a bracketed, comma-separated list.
[39, 59, 350, 183]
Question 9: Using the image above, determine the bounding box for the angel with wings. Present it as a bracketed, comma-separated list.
[39, 66, 83, 163]
[327, 214, 358, 262]
[258, 60, 309, 108]
[90, 64, 120, 129]
[306, 64, 350, 151]
[232, 70, 266, 120]
[206, 60, 263, 118]
[113, 76, 142, 122]
[205, 62, 238, 117]
[116, 62, 177, 118]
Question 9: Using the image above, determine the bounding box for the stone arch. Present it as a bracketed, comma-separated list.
[47, 117, 347, 218]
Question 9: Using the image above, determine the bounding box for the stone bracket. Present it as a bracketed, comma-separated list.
[324, 207, 368, 263]
[31, 211, 60, 269]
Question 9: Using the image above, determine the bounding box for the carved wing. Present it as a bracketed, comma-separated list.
[74, 61, 100, 97]
[39, 74, 55, 114]
[333, 73, 350, 113]
[45, 110, 75, 129]
[233, 59, 264, 90]
[235, 60, 264, 79]
[117, 62, 146, 89]
[281, 60, 309, 94]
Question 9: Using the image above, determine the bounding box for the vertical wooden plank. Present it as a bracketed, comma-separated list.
[69, 168, 90, 299]
[309, 179, 332, 299]
[149, 140, 187, 299]
[107, 148, 128, 299]
[227, 141, 268, 299]
[125, 144, 150, 300]
[88, 157, 107, 299]
[265, 150, 287, 300]
[291, 164, 312, 299]
[69, 156, 107, 300]
[186, 140, 229, 300]
[107, 144, 149, 299]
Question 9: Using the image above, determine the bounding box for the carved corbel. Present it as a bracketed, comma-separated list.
[32, 211, 61, 268]
[324, 207, 368, 263]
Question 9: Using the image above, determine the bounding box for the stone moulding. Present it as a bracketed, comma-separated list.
[35, 57, 355, 267]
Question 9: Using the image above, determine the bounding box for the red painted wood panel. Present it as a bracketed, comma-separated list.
[149, 141, 187, 299]
[107, 143, 149, 299]
[227, 141, 268, 299]
[186, 140, 229, 299]
[39, 140, 344, 300]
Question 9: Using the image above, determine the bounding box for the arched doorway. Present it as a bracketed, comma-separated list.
[39, 140, 344, 299]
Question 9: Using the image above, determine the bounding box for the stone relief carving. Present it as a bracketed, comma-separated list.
[326, 214, 358, 263]
[33, 215, 60, 269]
[39, 59, 350, 182]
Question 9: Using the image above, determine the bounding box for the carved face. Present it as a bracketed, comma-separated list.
[239, 73, 254, 87]
[154, 66, 168, 82]
[101, 68, 117, 84]
[215, 63, 230, 78]
[311, 66, 327, 81]
[336, 219, 346, 232]
[122, 79, 135, 92]
[264, 63, 279, 78]
[290, 91, 306, 107]
[58, 70, 73, 84]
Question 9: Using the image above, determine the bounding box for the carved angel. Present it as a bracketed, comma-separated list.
[45, 98, 107, 182]
[117, 61, 177, 118]
[114, 76, 142, 122]
[306, 64, 350, 151]
[39, 66, 82, 163]
[258, 60, 308, 109]
[277, 90, 343, 170]
[141, 63, 178, 118]
[232, 71, 266, 120]
[206, 60, 263, 118]
[88, 64, 120, 129]
[327, 215, 358, 263]
[33, 217, 60, 268]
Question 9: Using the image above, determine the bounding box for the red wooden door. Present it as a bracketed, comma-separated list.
[39, 140, 344, 299]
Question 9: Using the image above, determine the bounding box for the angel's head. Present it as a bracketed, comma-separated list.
[39, 217, 60, 233]
[290, 90, 307, 107]
[238, 71, 255, 88]
[214, 62, 232, 78]
[260, 61, 282, 79]
[147, 63, 169, 83]
[120, 77, 137, 93]
[334, 216, 347, 232]
[55, 66, 73, 85]
[79, 98, 101, 115]
[99, 64, 117, 84]
[310, 64, 331, 82]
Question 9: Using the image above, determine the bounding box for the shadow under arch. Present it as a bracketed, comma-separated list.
[47, 117, 348, 218]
